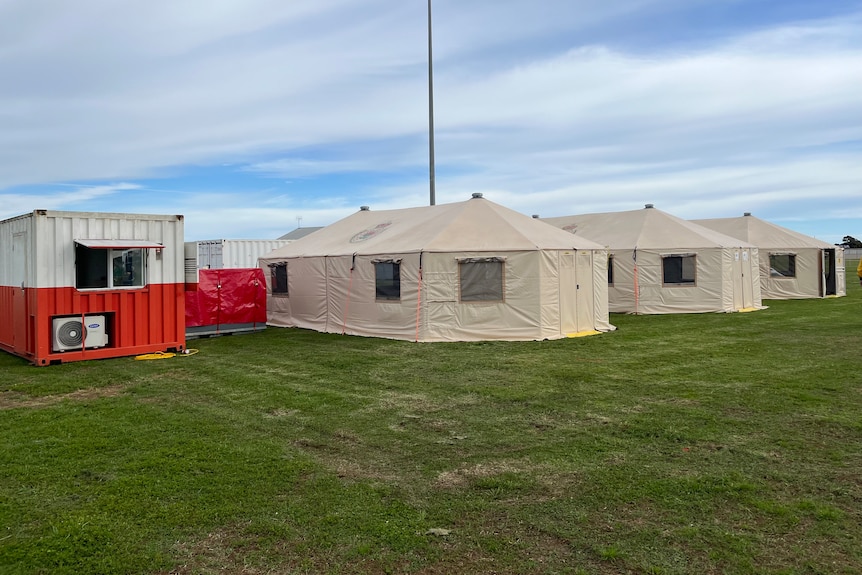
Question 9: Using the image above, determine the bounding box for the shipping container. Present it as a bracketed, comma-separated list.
[185, 239, 291, 277]
[0, 210, 186, 365]
[183, 239, 287, 338]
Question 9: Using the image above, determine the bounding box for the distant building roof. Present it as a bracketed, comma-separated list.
[278, 226, 323, 241]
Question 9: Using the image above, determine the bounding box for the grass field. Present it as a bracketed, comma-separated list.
[1, 269, 861, 574]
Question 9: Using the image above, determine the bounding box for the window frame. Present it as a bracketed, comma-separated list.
[607, 254, 615, 286]
[458, 257, 505, 303]
[373, 259, 401, 302]
[769, 253, 797, 278]
[75, 245, 147, 290]
[661, 253, 697, 286]
[270, 262, 289, 296]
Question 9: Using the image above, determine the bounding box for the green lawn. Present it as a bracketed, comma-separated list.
[1, 271, 861, 574]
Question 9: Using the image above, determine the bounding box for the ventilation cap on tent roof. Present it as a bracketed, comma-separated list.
[532, 214, 540, 219]
[359, 206, 370, 211]
[471, 193, 483, 199]
[645, 203, 655, 209]
[744, 212, 752, 216]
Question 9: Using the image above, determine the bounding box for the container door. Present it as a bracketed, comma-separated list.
[11, 232, 29, 353]
[198, 242, 210, 269]
[212, 242, 224, 269]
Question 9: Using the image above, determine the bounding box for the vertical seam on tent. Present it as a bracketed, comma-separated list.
[342, 253, 356, 335]
[556, 250, 561, 338]
[415, 251, 423, 342]
[632, 247, 639, 315]
[324, 257, 330, 333]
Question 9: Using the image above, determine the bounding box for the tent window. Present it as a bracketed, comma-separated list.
[459, 260, 504, 302]
[76, 245, 146, 289]
[608, 255, 615, 286]
[271, 262, 288, 295]
[769, 254, 796, 278]
[662, 254, 696, 285]
[375, 261, 401, 301]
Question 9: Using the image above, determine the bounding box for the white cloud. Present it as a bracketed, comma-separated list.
[0, 1, 859, 243]
[0, 183, 142, 220]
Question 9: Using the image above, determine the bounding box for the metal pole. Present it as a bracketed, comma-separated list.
[427, 0, 436, 205]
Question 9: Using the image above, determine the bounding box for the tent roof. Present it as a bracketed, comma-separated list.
[692, 214, 837, 250]
[264, 196, 606, 258]
[543, 206, 756, 249]
[278, 227, 323, 241]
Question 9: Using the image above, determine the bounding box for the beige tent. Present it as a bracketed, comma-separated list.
[692, 213, 845, 299]
[543, 205, 764, 314]
[259, 195, 614, 342]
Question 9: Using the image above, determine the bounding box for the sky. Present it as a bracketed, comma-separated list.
[1, 0, 860, 243]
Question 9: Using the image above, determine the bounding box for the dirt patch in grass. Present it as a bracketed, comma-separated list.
[291, 436, 404, 484]
[435, 460, 525, 489]
[165, 524, 427, 575]
[374, 390, 446, 414]
[0, 384, 126, 410]
[165, 523, 270, 575]
[374, 390, 482, 414]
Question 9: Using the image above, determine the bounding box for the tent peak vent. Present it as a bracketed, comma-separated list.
[532, 214, 540, 219]
[471, 193, 484, 199]
[645, 203, 655, 209]
[359, 206, 370, 211]
[744, 212, 752, 216]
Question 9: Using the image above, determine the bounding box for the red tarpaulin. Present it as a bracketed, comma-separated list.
[185, 268, 266, 333]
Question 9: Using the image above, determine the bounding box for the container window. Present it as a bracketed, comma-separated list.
[374, 261, 400, 301]
[76, 245, 146, 289]
[112, 249, 145, 287]
[459, 260, 504, 302]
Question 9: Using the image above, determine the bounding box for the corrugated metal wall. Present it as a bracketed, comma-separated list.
[0, 210, 186, 365]
[32, 210, 185, 288]
[0, 213, 34, 288]
[189, 239, 291, 270]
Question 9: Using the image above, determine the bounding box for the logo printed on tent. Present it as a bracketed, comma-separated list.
[350, 222, 392, 243]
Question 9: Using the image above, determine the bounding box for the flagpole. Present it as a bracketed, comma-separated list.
[427, 0, 436, 206]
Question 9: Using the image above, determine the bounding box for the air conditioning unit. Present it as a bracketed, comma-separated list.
[52, 315, 109, 352]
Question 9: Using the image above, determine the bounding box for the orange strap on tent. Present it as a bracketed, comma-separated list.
[414, 252, 424, 342]
[415, 271, 423, 342]
[632, 248, 639, 315]
[342, 255, 356, 335]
